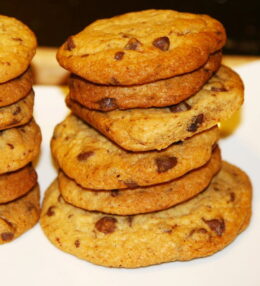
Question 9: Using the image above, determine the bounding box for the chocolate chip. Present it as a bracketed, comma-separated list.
[114, 51, 125, 60]
[1, 232, 14, 241]
[97, 98, 118, 110]
[123, 180, 139, 188]
[111, 190, 120, 197]
[127, 216, 134, 227]
[74, 239, 80, 248]
[46, 206, 55, 217]
[229, 192, 236, 202]
[155, 156, 177, 173]
[172, 140, 183, 145]
[95, 217, 117, 234]
[110, 77, 120, 85]
[169, 102, 191, 113]
[124, 38, 142, 50]
[12, 106, 21, 115]
[77, 151, 94, 161]
[7, 143, 14, 149]
[202, 218, 225, 236]
[56, 237, 62, 246]
[210, 86, 228, 92]
[187, 114, 204, 132]
[80, 54, 89, 58]
[0, 216, 14, 228]
[65, 36, 76, 51]
[152, 37, 170, 51]
[12, 37, 23, 42]
[26, 202, 35, 212]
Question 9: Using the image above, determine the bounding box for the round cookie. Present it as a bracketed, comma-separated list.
[0, 164, 37, 203]
[0, 68, 33, 107]
[59, 146, 221, 215]
[0, 184, 40, 244]
[0, 119, 42, 174]
[51, 114, 219, 190]
[0, 15, 37, 83]
[69, 52, 222, 111]
[0, 90, 34, 130]
[68, 65, 243, 151]
[57, 9, 226, 85]
[40, 162, 252, 268]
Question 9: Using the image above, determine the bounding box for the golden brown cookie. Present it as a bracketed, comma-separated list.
[57, 9, 226, 85]
[0, 15, 37, 83]
[51, 115, 219, 190]
[40, 162, 252, 268]
[0, 90, 34, 130]
[59, 146, 221, 215]
[0, 164, 37, 204]
[0, 119, 41, 174]
[68, 66, 243, 151]
[0, 184, 40, 244]
[69, 51, 222, 111]
[0, 68, 33, 107]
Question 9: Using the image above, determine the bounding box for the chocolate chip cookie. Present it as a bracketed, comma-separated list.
[0, 68, 33, 107]
[0, 90, 34, 130]
[57, 9, 226, 85]
[0, 164, 37, 203]
[0, 15, 36, 83]
[69, 52, 222, 111]
[51, 115, 219, 190]
[58, 146, 221, 215]
[0, 184, 40, 244]
[68, 66, 243, 151]
[0, 119, 42, 174]
[40, 162, 251, 268]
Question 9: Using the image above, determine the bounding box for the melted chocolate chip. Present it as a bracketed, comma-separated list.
[152, 37, 170, 51]
[7, 143, 14, 149]
[12, 37, 23, 42]
[229, 192, 236, 202]
[111, 190, 120, 197]
[110, 77, 120, 85]
[65, 36, 76, 51]
[95, 217, 117, 234]
[74, 239, 80, 248]
[155, 156, 178, 173]
[123, 180, 139, 188]
[127, 216, 134, 227]
[97, 98, 118, 110]
[77, 151, 94, 161]
[12, 106, 21, 115]
[114, 51, 125, 60]
[210, 86, 228, 92]
[1, 232, 14, 241]
[46, 206, 55, 217]
[169, 102, 191, 113]
[187, 114, 204, 132]
[202, 218, 225, 236]
[124, 38, 142, 50]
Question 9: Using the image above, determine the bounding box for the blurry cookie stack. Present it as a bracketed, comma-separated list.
[0, 16, 41, 244]
[40, 10, 252, 268]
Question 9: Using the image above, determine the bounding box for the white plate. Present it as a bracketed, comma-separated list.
[1, 62, 260, 286]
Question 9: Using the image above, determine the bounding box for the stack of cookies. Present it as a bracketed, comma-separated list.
[41, 10, 252, 268]
[0, 16, 41, 244]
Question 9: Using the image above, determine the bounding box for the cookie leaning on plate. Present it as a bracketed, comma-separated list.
[68, 65, 243, 151]
[0, 164, 37, 203]
[0, 68, 33, 107]
[57, 9, 226, 85]
[40, 162, 252, 268]
[58, 146, 221, 215]
[0, 15, 37, 83]
[0, 184, 40, 244]
[0, 90, 34, 130]
[69, 51, 222, 111]
[0, 119, 41, 174]
[51, 115, 219, 190]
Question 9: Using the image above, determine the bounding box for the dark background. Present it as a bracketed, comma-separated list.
[1, 0, 259, 54]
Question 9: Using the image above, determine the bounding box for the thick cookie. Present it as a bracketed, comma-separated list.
[0, 68, 33, 107]
[68, 66, 243, 151]
[0, 90, 34, 130]
[40, 162, 252, 268]
[0, 15, 37, 83]
[57, 9, 226, 85]
[69, 52, 222, 111]
[51, 115, 219, 190]
[59, 146, 221, 215]
[0, 184, 40, 244]
[0, 119, 41, 174]
[0, 164, 37, 203]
